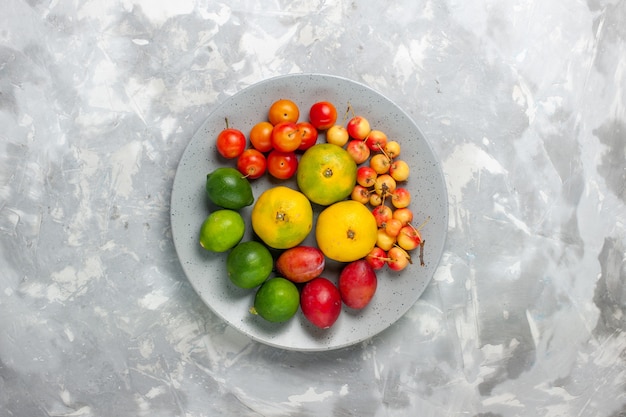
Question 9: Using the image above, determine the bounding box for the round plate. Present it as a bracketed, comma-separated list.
[170, 73, 448, 351]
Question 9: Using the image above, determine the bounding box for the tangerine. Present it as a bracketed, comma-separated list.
[315, 200, 378, 262]
[251, 186, 313, 249]
[296, 143, 357, 206]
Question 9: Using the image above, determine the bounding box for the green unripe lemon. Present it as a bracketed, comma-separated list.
[206, 167, 254, 210]
[227, 241, 273, 289]
[199, 209, 245, 252]
[250, 277, 300, 323]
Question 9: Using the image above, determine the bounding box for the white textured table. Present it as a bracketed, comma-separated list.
[1, 1, 625, 416]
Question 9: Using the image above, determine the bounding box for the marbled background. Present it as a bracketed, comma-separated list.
[1, 0, 626, 416]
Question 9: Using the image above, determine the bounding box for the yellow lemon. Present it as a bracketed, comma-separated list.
[315, 200, 378, 262]
[251, 186, 313, 249]
[297, 143, 357, 206]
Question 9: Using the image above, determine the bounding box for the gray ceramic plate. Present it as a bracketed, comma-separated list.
[171, 73, 448, 351]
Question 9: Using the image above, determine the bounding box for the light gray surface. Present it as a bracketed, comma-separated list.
[1, 1, 625, 416]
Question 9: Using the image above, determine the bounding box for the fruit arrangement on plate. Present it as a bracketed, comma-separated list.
[199, 98, 428, 330]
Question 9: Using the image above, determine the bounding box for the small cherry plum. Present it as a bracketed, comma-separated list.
[346, 140, 370, 164]
[216, 127, 246, 159]
[373, 174, 397, 197]
[237, 148, 267, 179]
[296, 122, 318, 151]
[372, 205, 393, 228]
[369, 193, 383, 206]
[392, 208, 413, 225]
[357, 166, 377, 188]
[397, 224, 422, 251]
[370, 153, 391, 175]
[366, 247, 387, 270]
[389, 159, 410, 182]
[271, 121, 301, 152]
[346, 116, 371, 140]
[376, 228, 396, 251]
[365, 130, 388, 152]
[326, 125, 349, 147]
[351, 185, 370, 204]
[384, 218, 403, 238]
[387, 246, 411, 271]
[391, 187, 411, 209]
[384, 141, 401, 159]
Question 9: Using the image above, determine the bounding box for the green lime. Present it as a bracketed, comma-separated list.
[250, 277, 300, 323]
[227, 241, 273, 289]
[206, 167, 254, 210]
[199, 209, 245, 252]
